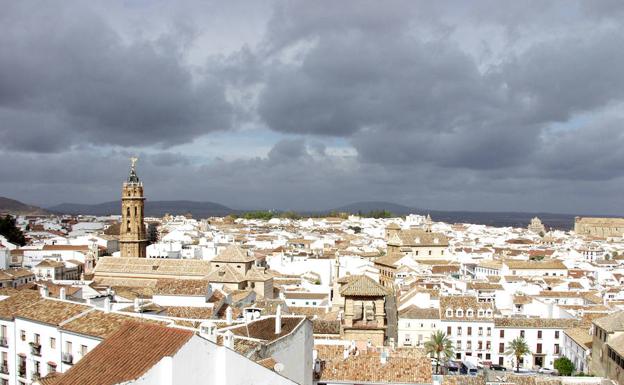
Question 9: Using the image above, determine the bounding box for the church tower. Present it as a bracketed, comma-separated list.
[119, 157, 147, 258]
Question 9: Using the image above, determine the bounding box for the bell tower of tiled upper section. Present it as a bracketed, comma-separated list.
[119, 157, 147, 258]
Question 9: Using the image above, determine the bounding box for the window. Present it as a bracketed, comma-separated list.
[457, 327, 462, 336]
[478, 327, 483, 336]
[486, 341, 491, 350]
[447, 326, 452, 335]
[467, 341, 472, 350]
[536, 343, 542, 354]
[34, 333, 40, 344]
[487, 327, 491, 336]
[456, 341, 461, 350]
[80, 345, 87, 356]
[446, 309, 453, 317]
[65, 341, 72, 354]
[404, 334, 411, 345]
[466, 309, 473, 317]
[537, 330, 542, 339]
[485, 309, 492, 317]
[555, 331, 560, 339]
[428, 250, 432, 256]
[478, 310, 484, 317]
[477, 341, 482, 350]
[554, 344, 560, 354]
[467, 327, 472, 336]
[520, 330, 525, 338]
[500, 330, 504, 338]
[456, 309, 463, 317]
[20, 330, 25, 341]
[499, 343, 505, 353]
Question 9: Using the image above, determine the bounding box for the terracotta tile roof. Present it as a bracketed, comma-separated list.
[388, 229, 449, 247]
[164, 306, 214, 319]
[495, 318, 579, 328]
[57, 322, 194, 385]
[206, 264, 246, 283]
[505, 259, 567, 270]
[594, 311, 624, 332]
[440, 296, 493, 321]
[36, 259, 65, 268]
[0, 289, 42, 320]
[399, 306, 439, 320]
[94, 257, 211, 277]
[227, 316, 305, 342]
[42, 244, 89, 251]
[283, 292, 328, 300]
[153, 278, 209, 296]
[564, 327, 592, 349]
[316, 344, 432, 384]
[61, 310, 164, 339]
[374, 254, 403, 268]
[340, 275, 389, 297]
[15, 298, 90, 325]
[211, 244, 255, 263]
[313, 320, 341, 335]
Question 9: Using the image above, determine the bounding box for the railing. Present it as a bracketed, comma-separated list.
[0, 365, 7, 374]
[62, 352, 73, 364]
[30, 343, 41, 356]
[0, 338, 6, 347]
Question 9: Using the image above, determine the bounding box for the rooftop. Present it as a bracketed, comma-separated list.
[56, 322, 193, 385]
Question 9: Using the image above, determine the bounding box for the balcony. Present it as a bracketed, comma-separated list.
[0, 338, 6, 348]
[62, 352, 73, 365]
[0, 365, 7, 375]
[30, 342, 41, 357]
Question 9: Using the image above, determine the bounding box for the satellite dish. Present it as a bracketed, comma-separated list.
[274, 363, 285, 373]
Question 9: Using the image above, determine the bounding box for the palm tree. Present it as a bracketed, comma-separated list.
[425, 330, 454, 375]
[505, 337, 531, 373]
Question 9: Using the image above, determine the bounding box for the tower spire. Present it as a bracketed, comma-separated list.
[127, 156, 140, 184]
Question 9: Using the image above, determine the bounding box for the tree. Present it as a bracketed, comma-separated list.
[505, 337, 531, 373]
[554, 357, 575, 376]
[425, 330, 454, 375]
[0, 215, 26, 246]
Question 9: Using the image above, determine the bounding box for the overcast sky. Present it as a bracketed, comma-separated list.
[1, 0, 624, 214]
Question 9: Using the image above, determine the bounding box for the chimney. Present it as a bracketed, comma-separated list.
[224, 330, 235, 349]
[59, 288, 66, 300]
[104, 297, 111, 313]
[133, 298, 141, 313]
[275, 305, 282, 334]
[226, 307, 233, 325]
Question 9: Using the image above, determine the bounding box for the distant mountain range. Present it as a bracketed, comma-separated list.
[0, 195, 599, 230]
[0, 197, 49, 216]
[48, 200, 234, 217]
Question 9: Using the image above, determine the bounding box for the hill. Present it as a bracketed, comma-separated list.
[0, 196, 49, 216]
[49, 200, 236, 217]
[332, 201, 416, 215]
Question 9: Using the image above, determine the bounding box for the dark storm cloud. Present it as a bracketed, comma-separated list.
[0, 1, 232, 152]
[252, 0, 624, 182]
[3, 0, 624, 214]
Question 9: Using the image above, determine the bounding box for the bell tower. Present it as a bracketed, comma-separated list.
[119, 157, 147, 258]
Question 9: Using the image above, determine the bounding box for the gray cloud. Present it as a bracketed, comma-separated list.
[2, 0, 624, 214]
[0, 1, 233, 152]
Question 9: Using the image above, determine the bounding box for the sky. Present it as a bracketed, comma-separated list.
[1, 0, 624, 214]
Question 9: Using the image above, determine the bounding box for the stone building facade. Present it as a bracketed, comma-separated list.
[119, 158, 147, 258]
[574, 217, 624, 238]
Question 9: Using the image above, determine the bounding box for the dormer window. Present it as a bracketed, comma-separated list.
[446, 309, 453, 317]
[478, 310, 484, 317]
[466, 309, 474, 317]
[434, 238, 439, 244]
[456, 309, 463, 317]
[485, 309, 492, 317]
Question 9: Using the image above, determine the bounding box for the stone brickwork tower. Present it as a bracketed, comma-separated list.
[119, 157, 147, 258]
